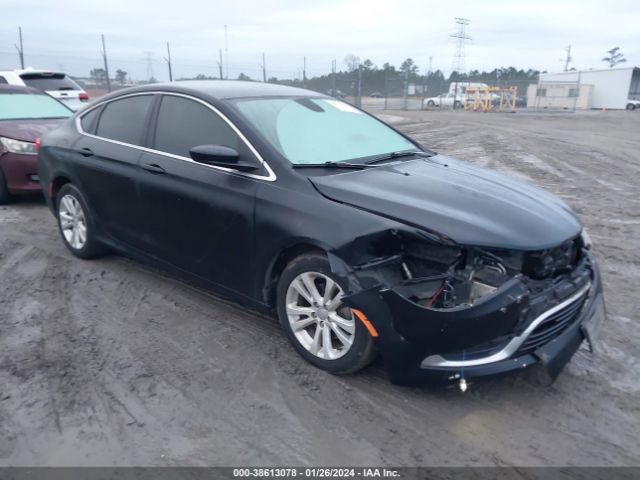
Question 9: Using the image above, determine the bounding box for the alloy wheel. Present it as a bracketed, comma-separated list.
[58, 194, 87, 250]
[285, 271, 356, 360]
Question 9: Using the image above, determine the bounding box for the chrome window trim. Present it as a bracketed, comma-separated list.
[421, 282, 591, 368]
[74, 91, 277, 182]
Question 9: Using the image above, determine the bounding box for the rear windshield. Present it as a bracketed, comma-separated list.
[0, 93, 73, 120]
[20, 73, 80, 91]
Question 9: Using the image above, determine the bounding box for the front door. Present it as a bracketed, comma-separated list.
[136, 94, 264, 297]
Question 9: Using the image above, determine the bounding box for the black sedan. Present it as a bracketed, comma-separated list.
[37, 81, 606, 387]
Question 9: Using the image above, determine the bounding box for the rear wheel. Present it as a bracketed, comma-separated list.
[627, 103, 636, 110]
[277, 253, 376, 374]
[0, 169, 13, 205]
[56, 184, 106, 259]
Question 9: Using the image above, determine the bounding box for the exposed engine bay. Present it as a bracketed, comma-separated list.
[349, 230, 587, 311]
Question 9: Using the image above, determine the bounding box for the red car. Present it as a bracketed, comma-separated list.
[0, 84, 73, 204]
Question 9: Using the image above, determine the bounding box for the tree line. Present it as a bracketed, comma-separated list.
[82, 45, 628, 96]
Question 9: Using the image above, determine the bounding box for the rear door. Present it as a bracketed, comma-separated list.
[20, 73, 86, 111]
[136, 94, 263, 296]
[72, 94, 154, 249]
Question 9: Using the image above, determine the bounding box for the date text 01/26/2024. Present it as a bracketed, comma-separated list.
[232, 468, 401, 478]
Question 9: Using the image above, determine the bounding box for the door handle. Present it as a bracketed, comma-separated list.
[142, 163, 166, 174]
[78, 148, 93, 157]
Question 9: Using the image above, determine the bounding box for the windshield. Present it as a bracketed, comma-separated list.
[233, 97, 417, 164]
[0, 93, 73, 120]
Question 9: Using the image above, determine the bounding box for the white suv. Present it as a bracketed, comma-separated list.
[0, 69, 89, 111]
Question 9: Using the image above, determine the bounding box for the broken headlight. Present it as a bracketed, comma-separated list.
[397, 244, 511, 309]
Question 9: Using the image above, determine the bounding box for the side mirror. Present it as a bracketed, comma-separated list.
[189, 145, 258, 172]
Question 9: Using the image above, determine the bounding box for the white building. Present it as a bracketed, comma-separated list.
[527, 67, 640, 110]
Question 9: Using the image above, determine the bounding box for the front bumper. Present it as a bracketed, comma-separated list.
[0, 152, 41, 195]
[342, 251, 604, 386]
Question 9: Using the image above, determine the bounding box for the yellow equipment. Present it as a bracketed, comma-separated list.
[463, 86, 518, 112]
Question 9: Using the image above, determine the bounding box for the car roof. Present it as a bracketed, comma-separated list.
[0, 84, 45, 95]
[107, 80, 326, 101]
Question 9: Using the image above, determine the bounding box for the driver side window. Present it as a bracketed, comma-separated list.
[153, 95, 240, 158]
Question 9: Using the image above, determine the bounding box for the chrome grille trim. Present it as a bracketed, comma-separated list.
[421, 282, 591, 368]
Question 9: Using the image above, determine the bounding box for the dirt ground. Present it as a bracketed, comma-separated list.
[0, 110, 638, 467]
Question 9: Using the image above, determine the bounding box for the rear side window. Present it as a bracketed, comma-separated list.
[80, 107, 101, 134]
[20, 73, 80, 91]
[153, 95, 239, 157]
[96, 95, 153, 146]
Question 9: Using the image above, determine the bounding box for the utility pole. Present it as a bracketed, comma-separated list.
[163, 42, 173, 82]
[101, 34, 111, 92]
[450, 17, 471, 109]
[303, 56, 307, 88]
[143, 51, 155, 82]
[218, 48, 224, 79]
[356, 65, 362, 108]
[15, 26, 25, 69]
[224, 25, 229, 79]
[331, 59, 337, 95]
[260, 52, 267, 82]
[563, 45, 572, 72]
[403, 68, 408, 110]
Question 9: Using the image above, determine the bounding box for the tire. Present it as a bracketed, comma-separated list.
[626, 103, 636, 110]
[277, 253, 377, 374]
[55, 183, 106, 259]
[454, 100, 462, 109]
[0, 168, 13, 205]
[427, 100, 435, 107]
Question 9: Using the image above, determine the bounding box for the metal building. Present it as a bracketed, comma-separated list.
[527, 67, 640, 110]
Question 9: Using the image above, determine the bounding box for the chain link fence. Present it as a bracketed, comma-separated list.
[1, 48, 539, 112]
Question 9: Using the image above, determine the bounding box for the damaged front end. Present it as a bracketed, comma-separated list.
[333, 229, 603, 386]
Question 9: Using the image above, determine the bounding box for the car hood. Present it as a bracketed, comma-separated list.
[0, 119, 63, 142]
[309, 155, 582, 250]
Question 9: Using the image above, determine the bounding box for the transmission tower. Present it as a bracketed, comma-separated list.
[450, 18, 471, 75]
[143, 51, 155, 81]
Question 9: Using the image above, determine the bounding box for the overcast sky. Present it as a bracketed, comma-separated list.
[1, 0, 638, 81]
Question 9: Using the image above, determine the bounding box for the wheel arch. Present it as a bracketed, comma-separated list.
[50, 175, 73, 209]
[263, 241, 329, 308]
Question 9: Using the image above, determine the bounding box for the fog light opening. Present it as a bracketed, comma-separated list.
[459, 378, 468, 393]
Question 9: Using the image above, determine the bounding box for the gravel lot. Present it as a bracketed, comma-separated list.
[0, 110, 638, 467]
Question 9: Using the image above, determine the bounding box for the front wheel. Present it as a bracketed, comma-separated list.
[277, 253, 376, 374]
[627, 103, 636, 110]
[56, 184, 106, 259]
[427, 100, 436, 107]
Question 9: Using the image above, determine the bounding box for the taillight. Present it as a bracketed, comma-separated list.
[79, 92, 89, 101]
[35, 138, 41, 152]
